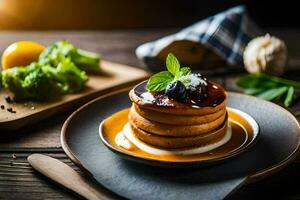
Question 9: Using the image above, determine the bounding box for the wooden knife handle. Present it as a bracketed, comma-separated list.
[27, 154, 112, 200]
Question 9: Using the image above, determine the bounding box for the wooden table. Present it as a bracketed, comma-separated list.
[1, 30, 300, 200]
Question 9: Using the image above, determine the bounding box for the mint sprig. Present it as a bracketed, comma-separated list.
[146, 53, 191, 92]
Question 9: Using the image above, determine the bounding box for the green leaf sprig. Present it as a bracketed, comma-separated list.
[236, 73, 300, 107]
[147, 53, 191, 92]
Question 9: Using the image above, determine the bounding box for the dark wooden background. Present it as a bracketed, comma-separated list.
[1, 29, 300, 199]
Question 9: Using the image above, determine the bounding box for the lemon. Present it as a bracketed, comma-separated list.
[1, 41, 45, 70]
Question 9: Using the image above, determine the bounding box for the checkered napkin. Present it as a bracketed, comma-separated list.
[136, 6, 261, 71]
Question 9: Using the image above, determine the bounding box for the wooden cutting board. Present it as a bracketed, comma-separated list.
[0, 60, 149, 131]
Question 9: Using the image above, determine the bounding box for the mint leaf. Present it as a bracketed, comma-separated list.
[180, 67, 191, 76]
[166, 53, 180, 77]
[284, 86, 294, 107]
[146, 71, 174, 92]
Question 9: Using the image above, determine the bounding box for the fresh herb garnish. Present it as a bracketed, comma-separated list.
[147, 53, 191, 92]
[180, 67, 191, 76]
[146, 71, 174, 92]
[236, 73, 300, 107]
[284, 86, 295, 107]
[166, 53, 180, 77]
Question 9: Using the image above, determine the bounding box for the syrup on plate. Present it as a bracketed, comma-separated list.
[100, 108, 256, 163]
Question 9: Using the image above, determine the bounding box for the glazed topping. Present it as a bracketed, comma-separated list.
[134, 80, 225, 108]
[141, 53, 225, 107]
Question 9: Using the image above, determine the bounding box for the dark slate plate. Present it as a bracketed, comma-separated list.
[61, 89, 300, 200]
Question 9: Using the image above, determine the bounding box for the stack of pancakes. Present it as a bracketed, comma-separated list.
[128, 87, 228, 149]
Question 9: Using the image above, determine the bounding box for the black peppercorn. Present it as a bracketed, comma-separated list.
[7, 107, 16, 113]
[4, 95, 12, 103]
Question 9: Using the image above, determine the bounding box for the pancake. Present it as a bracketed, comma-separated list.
[123, 74, 229, 150]
[134, 103, 226, 125]
[129, 121, 228, 149]
[129, 105, 227, 137]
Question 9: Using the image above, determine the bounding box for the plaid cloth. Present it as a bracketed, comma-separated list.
[136, 6, 261, 71]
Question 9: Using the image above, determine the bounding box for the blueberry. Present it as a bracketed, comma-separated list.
[165, 81, 187, 102]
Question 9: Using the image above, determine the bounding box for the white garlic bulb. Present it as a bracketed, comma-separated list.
[243, 34, 288, 75]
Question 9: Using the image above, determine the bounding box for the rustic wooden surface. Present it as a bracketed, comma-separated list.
[1, 30, 300, 199]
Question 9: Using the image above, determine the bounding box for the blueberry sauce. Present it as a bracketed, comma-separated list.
[134, 80, 226, 108]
